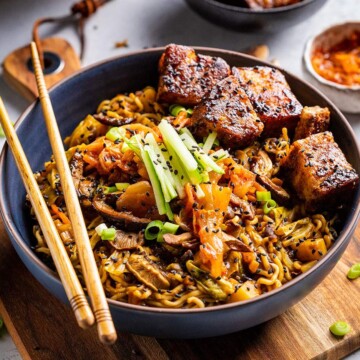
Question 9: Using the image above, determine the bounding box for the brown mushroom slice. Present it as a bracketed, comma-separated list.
[230, 193, 255, 220]
[109, 230, 144, 251]
[250, 150, 273, 177]
[70, 152, 97, 206]
[222, 232, 252, 252]
[162, 232, 192, 245]
[256, 174, 291, 206]
[126, 254, 170, 291]
[93, 113, 135, 127]
[93, 198, 151, 229]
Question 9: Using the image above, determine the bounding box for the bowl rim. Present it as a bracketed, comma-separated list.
[195, 0, 322, 14]
[303, 21, 360, 91]
[1, 45, 360, 315]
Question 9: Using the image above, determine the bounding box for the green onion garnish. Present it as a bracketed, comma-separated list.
[145, 220, 164, 240]
[169, 105, 187, 117]
[115, 183, 130, 191]
[99, 186, 118, 194]
[347, 263, 360, 280]
[145, 220, 179, 242]
[101, 228, 116, 241]
[256, 191, 271, 202]
[329, 321, 351, 337]
[106, 127, 125, 142]
[263, 199, 277, 214]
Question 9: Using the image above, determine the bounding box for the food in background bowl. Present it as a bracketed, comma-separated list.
[29, 45, 359, 309]
[304, 22, 360, 114]
[1, 46, 359, 338]
[219, 0, 303, 9]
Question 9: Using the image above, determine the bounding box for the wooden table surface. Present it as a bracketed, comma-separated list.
[0, 217, 359, 360]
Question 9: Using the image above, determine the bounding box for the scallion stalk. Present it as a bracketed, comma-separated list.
[202, 131, 217, 154]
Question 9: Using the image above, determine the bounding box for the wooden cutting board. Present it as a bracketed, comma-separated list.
[0, 217, 359, 360]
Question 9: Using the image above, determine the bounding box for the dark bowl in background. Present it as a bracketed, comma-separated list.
[184, 0, 328, 32]
[0, 47, 359, 339]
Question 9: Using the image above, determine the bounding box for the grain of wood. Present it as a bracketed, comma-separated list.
[0, 220, 359, 359]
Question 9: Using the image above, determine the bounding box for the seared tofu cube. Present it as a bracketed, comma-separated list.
[157, 44, 230, 107]
[282, 132, 359, 211]
[233, 66, 303, 137]
[190, 75, 264, 149]
[294, 106, 330, 141]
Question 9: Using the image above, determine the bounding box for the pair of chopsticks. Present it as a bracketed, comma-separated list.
[0, 42, 117, 345]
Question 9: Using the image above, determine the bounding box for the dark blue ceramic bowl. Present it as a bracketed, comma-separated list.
[184, 0, 328, 33]
[1, 47, 359, 339]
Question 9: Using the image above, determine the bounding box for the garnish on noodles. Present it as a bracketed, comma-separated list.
[29, 45, 359, 308]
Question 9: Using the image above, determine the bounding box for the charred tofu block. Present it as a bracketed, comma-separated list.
[190, 75, 264, 149]
[294, 106, 330, 141]
[282, 132, 359, 211]
[157, 44, 230, 107]
[232, 66, 303, 137]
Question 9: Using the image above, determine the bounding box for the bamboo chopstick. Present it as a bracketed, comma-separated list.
[0, 97, 94, 330]
[30, 41, 117, 345]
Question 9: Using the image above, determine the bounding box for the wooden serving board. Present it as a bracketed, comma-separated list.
[0, 217, 359, 360]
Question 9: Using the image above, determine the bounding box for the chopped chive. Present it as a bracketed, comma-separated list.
[101, 228, 116, 241]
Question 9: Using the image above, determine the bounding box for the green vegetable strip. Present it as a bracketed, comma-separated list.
[263, 199, 277, 214]
[145, 133, 180, 200]
[158, 120, 202, 184]
[210, 149, 229, 161]
[180, 132, 224, 174]
[115, 183, 130, 191]
[256, 191, 271, 202]
[202, 131, 217, 154]
[141, 149, 167, 215]
[106, 127, 125, 142]
[145, 220, 163, 240]
[157, 222, 179, 242]
[169, 104, 187, 117]
[100, 186, 118, 194]
[145, 145, 177, 202]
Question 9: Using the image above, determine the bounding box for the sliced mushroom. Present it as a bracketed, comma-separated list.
[186, 260, 233, 301]
[163, 232, 200, 251]
[93, 197, 151, 230]
[109, 229, 144, 251]
[222, 232, 252, 252]
[250, 150, 273, 177]
[230, 193, 255, 220]
[70, 152, 97, 206]
[263, 224, 277, 240]
[93, 113, 135, 127]
[126, 253, 170, 291]
[256, 174, 291, 206]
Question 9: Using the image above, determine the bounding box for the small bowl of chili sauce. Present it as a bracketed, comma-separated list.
[304, 22, 360, 114]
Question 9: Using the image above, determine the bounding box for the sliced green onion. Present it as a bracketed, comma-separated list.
[100, 185, 118, 194]
[169, 105, 187, 117]
[106, 127, 124, 142]
[95, 223, 108, 236]
[145, 220, 164, 240]
[329, 321, 351, 336]
[256, 191, 271, 202]
[115, 183, 130, 191]
[157, 222, 179, 242]
[202, 131, 217, 154]
[187, 108, 193, 115]
[263, 199, 277, 214]
[347, 263, 360, 280]
[101, 227, 116, 241]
